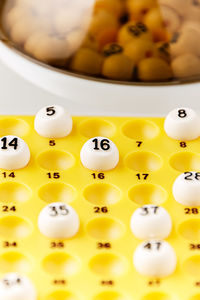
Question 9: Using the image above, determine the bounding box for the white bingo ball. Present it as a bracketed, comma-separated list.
[164, 107, 200, 140]
[0, 273, 37, 300]
[0, 135, 30, 170]
[134, 240, 177, 277]
[173, 172, 200, 206]
[34, 105, 73, 138]
[80, 137, 119, 171]
[130, 205, 172, 239]
[38, 202, 80, 239]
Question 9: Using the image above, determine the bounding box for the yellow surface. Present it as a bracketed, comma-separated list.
[0, 115, 200, 300]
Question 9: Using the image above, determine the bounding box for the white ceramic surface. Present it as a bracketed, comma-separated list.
[0, 41, 200, 116]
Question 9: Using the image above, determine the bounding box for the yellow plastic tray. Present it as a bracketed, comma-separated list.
[0, 115, 200, 300]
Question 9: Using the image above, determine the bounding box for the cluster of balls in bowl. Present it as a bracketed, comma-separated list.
[2, 0, 200, 82]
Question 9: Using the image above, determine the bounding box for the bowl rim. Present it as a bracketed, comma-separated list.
[0, 31, 200, 87]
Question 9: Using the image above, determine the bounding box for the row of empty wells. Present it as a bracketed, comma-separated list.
[33, 150, 200, 172]
[29, 291, 200, 300]
[0, 117, 161, 140]
[2, 251, 200, 279]
[1, 214, 200, 242]
[0, 181, 167, 205]
[0, 251, 126, 276]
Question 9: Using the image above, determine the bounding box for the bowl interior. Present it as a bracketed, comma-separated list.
[0, 0, 200, 86]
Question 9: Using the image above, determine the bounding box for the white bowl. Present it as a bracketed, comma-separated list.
[0, 40, 200, 116]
